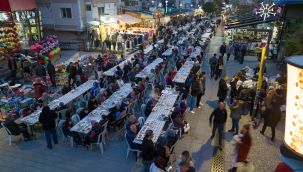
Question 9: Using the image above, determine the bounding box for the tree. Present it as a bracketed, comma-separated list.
[284, 19, 303, 56]
[203, 2, 215, 14]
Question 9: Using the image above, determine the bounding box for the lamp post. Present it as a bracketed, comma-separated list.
[180, 3, 182, 13]
[165, 0, 168, 14]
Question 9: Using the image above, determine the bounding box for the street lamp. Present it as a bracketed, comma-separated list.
[165, 0, 168, 13]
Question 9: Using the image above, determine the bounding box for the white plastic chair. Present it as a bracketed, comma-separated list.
[57, 120, 73, 147]
[1, 122, 23, 146]
[90, 133, 104, 155]
[141, 104, 146, 114]
[57, 108, 69, 120]
[124, 133, 141, 161]
[101, 121, 109, 145]
[71, 114, 80, 125]
[138, 117, 145, 127]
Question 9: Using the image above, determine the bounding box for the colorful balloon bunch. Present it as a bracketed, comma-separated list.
[0, 25, 21, 57]
[29, 35, 59, 57]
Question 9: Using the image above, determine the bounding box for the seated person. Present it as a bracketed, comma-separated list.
[4, 119, 32, 141]
[31, 99, 44, 110]
[55, 102, 68, 111]
[165, 129, 179, 148]
[84, 120, 105, 147]
[106, 83, 115, 96]
[126, 124, 141, 150]
[62, 118, 81, 145]
[145, 98, 157, 118]
[156, 137, 170, 166]
[126, 115, 140, 131]
[88, 96, 98, 112]
[171, 109, 187, 134]
[62, 82, 71, 95]
[79, 107, 90, 120]
[40, 92, 51, 104]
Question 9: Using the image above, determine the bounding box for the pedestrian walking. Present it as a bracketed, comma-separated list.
[39, 106, 58, 149]
[260, 89, 284, 141]
[8, 56, 17, 79]
[196, 73, 206, 108]
[220, 43, 227, 57]
[215, 56, 223, 80]
[47, 60, 56, 87]
[226, 44, 233, 61]
[67, 62, 77, 87]
[189, 75, 200, 113]
[217, 76, 229, 102]
[240, 44, 246, 64]
[209, 54, 218, 79]
[209, 102, 227, 150]
[229, 124, 252, 172]
[228, 98, 241, 135]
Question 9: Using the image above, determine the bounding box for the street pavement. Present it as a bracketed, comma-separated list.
[0, 29, 284, 172]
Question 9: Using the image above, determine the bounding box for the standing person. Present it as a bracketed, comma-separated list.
[141, 130, 157, 172]
[67, 62, 77, 87]
[8, 56, 17, 79]
[226, 44, 233, 61]
[196, 73, 206, 108]
[240, 44, 246, 64]
[209, 54, 218, 79]
[217, 76, 229, 102]
[215, 56, 223, 80]
[229, 124, 252, 172]
[260, 89, 283, 141]
[228, 98, 241, 135]
[35, 62, 47, 82]
[209, 102, 227, 150]
[39, 106, 58, 149]
[189, 75, 199, 113]
[220, 43, 227, 57]
[47, 60, 56, 87]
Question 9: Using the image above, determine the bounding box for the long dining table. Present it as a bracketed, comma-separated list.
[20, 80, 98, 126]
[70, 83, 132, 134]
[133, 88, 179, 144]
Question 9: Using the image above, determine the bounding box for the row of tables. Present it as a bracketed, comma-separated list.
[70, 83, 132, 134]
[134, 88, 179, 144]
[103, 45, 154, 77]
[20, 80, 98, 126]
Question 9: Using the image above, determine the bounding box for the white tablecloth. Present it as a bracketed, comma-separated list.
[144, 45, 154, 55]
[190, 46, 202, 58]
[202, 32, 212, 39]
[173, 61, 195, 84]
[162, 48, 173, 56]
[70, 83, 132, 134]
[20, 80, 98, 125]
[136, 58, 163, 79]
[134, 88, 179, 144]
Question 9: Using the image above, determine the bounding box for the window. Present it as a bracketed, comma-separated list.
[86, 4, 91, 11]
[60, 8, 72, 18]
[98, 7, 105, 16]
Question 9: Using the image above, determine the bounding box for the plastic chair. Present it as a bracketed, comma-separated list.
[101, 121, 109, 145]
[71, 114, 80, 125]
[57, 120, 73, 147]
[90, 133, 104, 155]
[1, 122, 23, 146]
[124, 133, 141, 161]
[138, 117, 145, 127]
[76, 107, 84, 115]
[141, 104, 146, 114]
[57, 109, 69, 120]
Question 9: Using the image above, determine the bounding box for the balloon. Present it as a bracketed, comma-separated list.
[48, 51, 54, 58]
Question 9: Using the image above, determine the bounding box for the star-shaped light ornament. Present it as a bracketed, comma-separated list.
[256, 2, 276, 21]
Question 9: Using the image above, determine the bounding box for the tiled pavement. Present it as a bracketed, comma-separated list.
[0, 31, 283, 172]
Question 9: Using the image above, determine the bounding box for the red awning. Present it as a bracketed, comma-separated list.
[0, 0, 36, 12]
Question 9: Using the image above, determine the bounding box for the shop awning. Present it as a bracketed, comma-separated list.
[225, 16, 279, 29]
[114, 14, 141, 25]
[0, 0, 36, 12]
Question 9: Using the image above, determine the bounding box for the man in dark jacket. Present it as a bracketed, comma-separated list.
[209, 54, 217, 79]
[39, 106, 58, 149]
[189, 75, 201, 113]
[35, 63, 47, 82]
[217, 76, 229, 102]
[67, 62, 77, 86]
[47, 60, 56, 87]
[220, 43, 227, 57]
[209, 102, 227, 150]
[196, 73, 206, 108]
[141, 129, 157, 172]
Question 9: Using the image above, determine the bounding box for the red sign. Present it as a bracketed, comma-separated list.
[0, 0, 36, 12]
